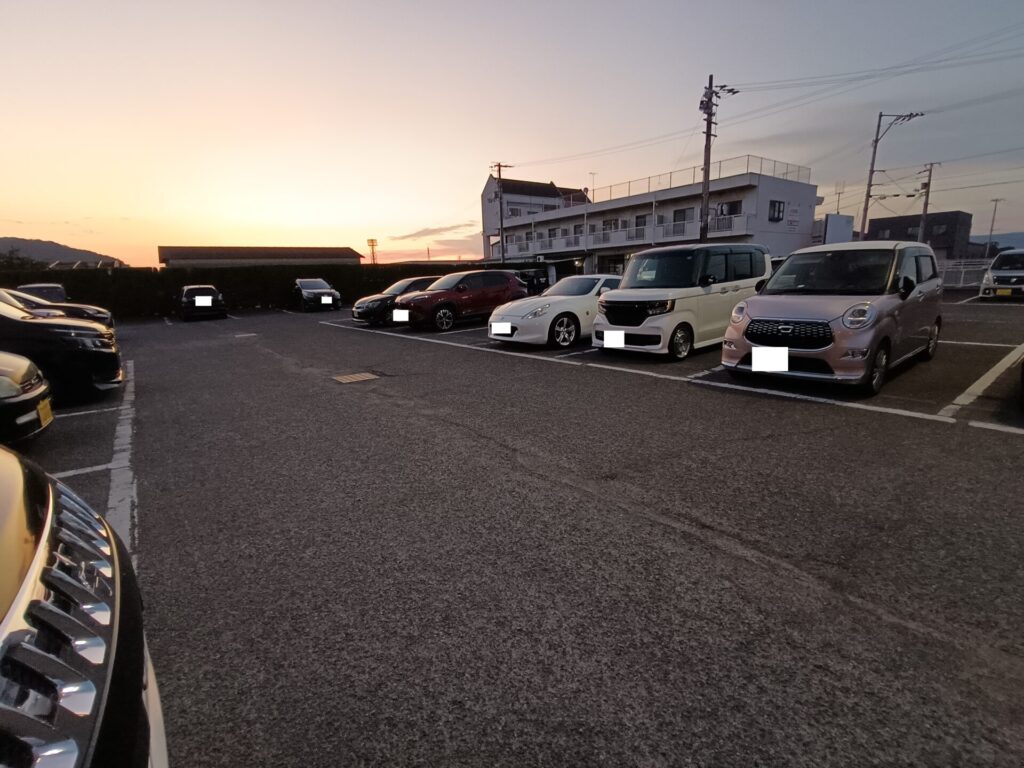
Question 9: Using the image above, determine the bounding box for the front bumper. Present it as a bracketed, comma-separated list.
[592, 315, 668, 353]
[351, 304, 389, 322]
[0, 378, 53, 443]
[487, 313, 548, 344]
[395, 302, 433, 325]
[979, 285, 1024, 299]
[721, 318, 873, 383]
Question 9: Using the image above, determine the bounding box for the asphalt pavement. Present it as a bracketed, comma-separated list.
[26, 298, 1024, 767]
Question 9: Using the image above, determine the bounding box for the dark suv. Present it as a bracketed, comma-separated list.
[178, 285, 227, 321]
[394, 271, 528, 331]
[0, 447, 167, 767]
[0, 300, 123, 399]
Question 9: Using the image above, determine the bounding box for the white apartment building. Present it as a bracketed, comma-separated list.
[481, 155, 820, 278]
[480, 176, 587, 258]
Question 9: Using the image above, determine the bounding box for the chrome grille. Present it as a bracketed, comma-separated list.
[0, 484, 117, 768]
[993, 275, 1023, 285]
[19, 372, 43, 394]
[745, 319, 834, 350]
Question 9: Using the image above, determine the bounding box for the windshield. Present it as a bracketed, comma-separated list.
[543, 277, 600, 297]
[620, 250, 701, 289]
[427, 273, 469, 290]
[383, 279, 417, 295]
[298, 279, 330, 290]
[991, 252, 1024, 270]
[763, 249, 895, 295]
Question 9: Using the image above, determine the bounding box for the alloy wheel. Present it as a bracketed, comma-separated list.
[435, 307, 454, 331]
[670, 326, 692, 360]
[553, 316, 576, 347]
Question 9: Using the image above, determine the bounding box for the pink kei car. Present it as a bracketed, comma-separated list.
[721, 241, 942, 395]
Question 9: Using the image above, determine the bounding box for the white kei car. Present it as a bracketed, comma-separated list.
[488, 274, 621, 348]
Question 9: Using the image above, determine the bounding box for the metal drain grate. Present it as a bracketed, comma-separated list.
[333, 372, 379, 384]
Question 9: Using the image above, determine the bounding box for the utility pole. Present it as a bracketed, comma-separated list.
[491, 162, 513, 264]
[917, 163, 936, 243]
[858, 111, 924, 240]
[834, 180, 846, 214]
[987, 198, 1004, 258]
[698, 75, 738, 243]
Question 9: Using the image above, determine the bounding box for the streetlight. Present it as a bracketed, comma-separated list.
[859, 111, 924, 240]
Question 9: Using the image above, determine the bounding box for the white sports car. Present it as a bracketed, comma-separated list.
[488, 274, 621, 348]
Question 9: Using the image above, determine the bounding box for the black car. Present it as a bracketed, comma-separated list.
[0, 300, 123, 398]
[351, 276, 439, 325]
[0, 289, 67, 319]
[16, 282, 68, 302]
[5, 287, 114, 327]
[0, 351, 53, 444]
[178, 284, 227, 321]
[293, 278, 341, 311]
[0, 446, 168, 767]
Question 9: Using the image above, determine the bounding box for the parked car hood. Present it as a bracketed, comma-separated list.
[49, 302, 110, 315]
[396, 290, 446, 304]
[599, 288, 687, 302]
[355, 292, 394, 305]
[744, 294, 886, 322]
[0, 448, 49, 628]
[495, 295, 573, 317]
[25, 315, 111, 334]
[0, 351, 37, 382]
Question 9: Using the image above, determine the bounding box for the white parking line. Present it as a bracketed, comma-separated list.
[281, 309, 295, 314]
[556, 348, 599, 358]
[939, 340, 1020, 348]
[52, 462, 118, 480]
[938, 341, 1024, 417]
[163, 317, 173, 326]
[105, 360, 138, 565]
[441, 326, 489, 334]
[320, 321, 978, 429]
[226, 314, 240, 319]
[55, 406, 126, 419]
[957, 295, 978, 304]
[234, 333, 257, 338]
[689, 365, 724, 378]
[968, 420, 1024, 435]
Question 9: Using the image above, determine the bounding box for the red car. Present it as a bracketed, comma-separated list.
[394, 270, 528, 331]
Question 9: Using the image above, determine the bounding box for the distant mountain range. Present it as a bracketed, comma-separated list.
[981, 231, 1024, 250]
[0, 237, 124, 266]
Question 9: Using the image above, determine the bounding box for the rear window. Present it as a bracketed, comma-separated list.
[183, 287, 218, 297]
[298, 279, 330, 290]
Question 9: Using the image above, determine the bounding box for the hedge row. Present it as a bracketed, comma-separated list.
[0, 263, 476, 318]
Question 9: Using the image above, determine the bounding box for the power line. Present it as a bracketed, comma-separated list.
[930, 178, 1024, 193]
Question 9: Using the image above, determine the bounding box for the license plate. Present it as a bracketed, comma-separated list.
[996, 288, 1012, 296]
[321, 296, 332, 304]
[37, 398, 53, 427]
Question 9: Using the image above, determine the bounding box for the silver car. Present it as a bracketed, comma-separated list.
[722, 241, 943, 395]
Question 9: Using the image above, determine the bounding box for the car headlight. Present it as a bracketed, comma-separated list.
[0, 376, 21, 397]
[366, 300, 381, 308]
[982, 272, 993, 285]
[730, 302, 747, 324]
[597, 301, 606, 316]
[842, 303, 876, 329]
[646, 300, 674, 316]
[302, 291, 314, 298]
[524, 304, 550, 320]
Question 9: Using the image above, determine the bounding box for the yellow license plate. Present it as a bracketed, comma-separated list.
[995, 288, 1012, 296]
[37, 398, 53, 427]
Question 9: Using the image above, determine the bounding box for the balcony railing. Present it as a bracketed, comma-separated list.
[550, 155, 810, 208]
[493, 214, 753, 260]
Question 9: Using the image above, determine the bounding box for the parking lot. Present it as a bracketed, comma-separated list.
[20, 294, 1024, 766]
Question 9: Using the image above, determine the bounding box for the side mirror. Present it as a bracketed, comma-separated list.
[598, 286, 610, 295]
[898, 275, 915, 300]
[456, 283, 468, 292]
[699, 274, 717, 287]
[755, 279, 767, 294]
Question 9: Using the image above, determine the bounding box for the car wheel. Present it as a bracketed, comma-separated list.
[920, 320, 940, 361]
[666, 324, 693, 361]
[548, 313, 580, 348]
[433, 305, 455, 331]
[859, 342, 889, 396]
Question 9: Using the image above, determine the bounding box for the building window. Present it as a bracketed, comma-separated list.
[525, 231, 534, 242]
[878, 229, 891, 239]
[768, 200, 785, 222]
[908, 226, 920, 237]
[574, 223, 584, 235]
[602, 218, 619, 231]
[932, 224, 947, 236]
[717, 200, 742, 216]
[673, 207, 694, 222]
[504, 234, 514, 244]
[508, 207, 522, 217]
[543, 204, 557, 211]
[635, 214, 647, 228]
[548, 228, 558, 239]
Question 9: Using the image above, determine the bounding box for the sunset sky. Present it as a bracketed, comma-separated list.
[2, 0, 1023, 266]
